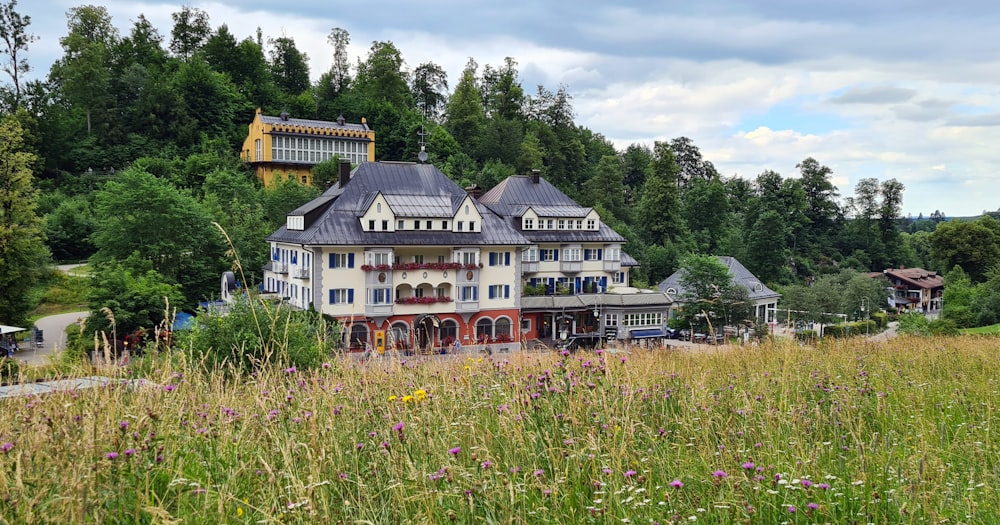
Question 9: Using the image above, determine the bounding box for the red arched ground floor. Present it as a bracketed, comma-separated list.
[336, 308, 520, 354]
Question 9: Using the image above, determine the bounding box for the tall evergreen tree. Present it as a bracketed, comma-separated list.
[638, 141, 685, 246]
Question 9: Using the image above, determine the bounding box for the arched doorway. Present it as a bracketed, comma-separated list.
[349, 323, 368, 351]
[414, 314, 439, 354]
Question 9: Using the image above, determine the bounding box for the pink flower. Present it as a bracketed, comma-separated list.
[448, 447, 461, 455]
[624, 470, 637, 478]
[669, 479, 684, 488]
[105, 452, 119, 460]
[163, 384, 176, 392]
[712, 470, 728, 478]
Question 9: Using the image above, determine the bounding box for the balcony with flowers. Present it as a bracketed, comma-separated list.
[360, 262, 480, 272]
[395, 296, 454, 305]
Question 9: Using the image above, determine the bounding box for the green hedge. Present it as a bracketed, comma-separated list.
[824, 320, 877, 338]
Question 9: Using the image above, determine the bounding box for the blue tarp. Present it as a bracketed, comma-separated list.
[629, 328, 665, 339]
[172, 312, 195, 331]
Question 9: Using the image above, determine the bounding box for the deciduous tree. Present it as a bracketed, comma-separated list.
[0, 115, 48, 325]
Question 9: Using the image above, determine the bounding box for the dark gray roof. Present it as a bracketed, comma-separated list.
[261, 114, 370, 133]
[521, 291, 673, 311]
[268, 162, 529, 247]
[657, 256, 781, 302]
[479, 175, 626, 244]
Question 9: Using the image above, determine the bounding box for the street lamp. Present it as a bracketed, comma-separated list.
[860, 297, 870, 336]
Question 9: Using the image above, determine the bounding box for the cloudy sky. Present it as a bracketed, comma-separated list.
[18, 1, 1000, 217]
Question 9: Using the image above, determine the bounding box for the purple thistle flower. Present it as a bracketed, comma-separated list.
[788, 505, 797, 513]
[356, 443, 364, 450]
[393, 421, 405, 432]
[481, 460, 492, 469]
[510, 466, 521, 474]
[817, 483, 831, 490]
[284, 366, 297, 373]
[533, 469, 545, 477]
[448, 447, 461, 455]
[105, 452, 119, 460]
[801, 479, 814, 488]
[669, 479, 684, 488]
[163, 384, 176, 392]
[119, 421, 129, 430]
[124, 448, 135, 457]
[603, 467, 613, 475]
[0, 442, 13, 453]
[712, 470, 728, 478]
[807, 502, 820, 510]
[742, 461, 755, 470]
[624, 469, 637, 478]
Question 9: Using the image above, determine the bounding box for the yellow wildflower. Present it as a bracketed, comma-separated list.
[388, 395, 398, 402]
[414, 389, 428, 401]
[402, 395, 415, 403]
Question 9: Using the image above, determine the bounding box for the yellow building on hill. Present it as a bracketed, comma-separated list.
[241, 108, 376, 186]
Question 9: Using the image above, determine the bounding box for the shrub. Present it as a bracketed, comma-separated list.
[179, 297, 339, 372]
[871, 311, 888, 329]
[898, 311, 931, 335]
[0, 357, 21, 383]
[929, 318, 960, 335]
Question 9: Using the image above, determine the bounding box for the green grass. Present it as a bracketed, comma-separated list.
[959, 323, 1000, 335]
[28, 265, 90, 321]
[1, 336, 999, 523]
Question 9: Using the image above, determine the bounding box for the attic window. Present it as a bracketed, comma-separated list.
[754, 283, 763, 292]
[667, 288, 677, 295]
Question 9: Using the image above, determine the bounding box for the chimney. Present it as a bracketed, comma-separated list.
[339, 159, 352, 188]
[280, 110, 290, 121]
[465, 184, 483, 200]
[531, 169, 540, 184]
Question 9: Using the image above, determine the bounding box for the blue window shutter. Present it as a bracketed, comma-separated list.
[504, 252, 511, 266]
[488, 286, 495, 299]
[473, 287, 479, 301]
[329, 253, 336, 268]
[597, 249, 603, 260]
[329, 289, 335, 303]
[489, 252, 497, 266]
[347, 289, 354, 303]
[348, 253, 355, 268]
[584, 249, 591, 260]
[553, 250, 559, 261]
[575, 277, 581, 294]
[504, 285, 510, 298]
[600, 276, 608, 290]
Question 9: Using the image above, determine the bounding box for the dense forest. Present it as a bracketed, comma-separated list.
[2, 2, 999, 333]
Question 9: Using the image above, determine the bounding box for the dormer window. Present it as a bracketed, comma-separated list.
[587, 219, 597, 230]
[523, 218, 534, 230]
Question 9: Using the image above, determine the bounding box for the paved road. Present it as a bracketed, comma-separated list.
[16, 311, 89, 366]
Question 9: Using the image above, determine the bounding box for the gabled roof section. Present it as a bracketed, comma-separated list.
[384, 194, 454, 217]
[657, 256, 781, 302]
[479, 175, 579, 214]
[883, 268, 944, 289]
[267, 162, 529, 246]
[480, 174, 625, 243]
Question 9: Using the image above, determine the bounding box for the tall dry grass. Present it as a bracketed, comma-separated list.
[0, 335, 998, 523]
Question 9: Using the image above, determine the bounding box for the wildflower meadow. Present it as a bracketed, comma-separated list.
[1, 336, 998, 523]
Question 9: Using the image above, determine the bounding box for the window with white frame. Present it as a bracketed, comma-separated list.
[584, 248, 602, 261]
[540, 249, 556, 262]
[522, 247, 538, 262]
[557, 219, 566, 230]
[488, 284, 510, 299]
[329, 288, 353, 304]
[587, 219, 597, 230]
[370, 287, 391, 304]
[369, 252, 391, 265]
[623, 312, 662, 326]
[613, 271, 626, 284]
[575, 220, 583, 230]
[605, 313, 618, 327]
[459, 285, 478, 301]
[523, 218, 534, 230]
[606, 247, 621, 261]
[329, 252, 354, 269]
[545, 219, 554, 230]
[563, 248, 581, 261]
